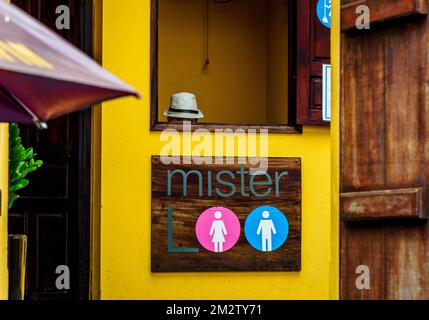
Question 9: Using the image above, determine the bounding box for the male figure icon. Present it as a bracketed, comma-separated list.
[256, 211, 277, 252]
[323, 0, 332, 24]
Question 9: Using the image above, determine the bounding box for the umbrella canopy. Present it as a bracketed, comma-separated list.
[0, 1, 139, 128]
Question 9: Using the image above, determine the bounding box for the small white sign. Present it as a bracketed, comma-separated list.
[323, 64, 331, 122]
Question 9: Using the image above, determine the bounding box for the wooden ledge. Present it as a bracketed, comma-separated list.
[341, 187, 429, 221]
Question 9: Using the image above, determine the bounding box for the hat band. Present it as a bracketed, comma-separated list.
[168, 107, 199, 115]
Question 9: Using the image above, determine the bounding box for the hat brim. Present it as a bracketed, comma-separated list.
[164, 109, 204, 119]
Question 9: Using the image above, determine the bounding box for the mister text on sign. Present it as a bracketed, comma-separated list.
[151, 156, 301, 272]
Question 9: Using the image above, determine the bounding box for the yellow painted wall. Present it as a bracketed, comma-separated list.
[266, 0, 289, 124]
[0, 0, 10, 302]
[101, 0, 337, 300]
[158, 0, 288, 125]
[0, 124, 8, 300]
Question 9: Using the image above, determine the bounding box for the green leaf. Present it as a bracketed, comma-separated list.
[8, 193, 20, 209]
[10, 178, 29, 192]
[14, 161, 25, 174]
[8, 123, 43, 209]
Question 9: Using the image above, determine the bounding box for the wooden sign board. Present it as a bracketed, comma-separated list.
[151, 156, 301, 272]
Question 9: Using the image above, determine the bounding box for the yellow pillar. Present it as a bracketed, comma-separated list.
[0, 0, 11, 302]
[330, 0, 340, 300]
[0, 124, 9, 300]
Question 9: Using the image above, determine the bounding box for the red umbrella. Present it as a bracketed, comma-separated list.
[0, 1, 140, 128]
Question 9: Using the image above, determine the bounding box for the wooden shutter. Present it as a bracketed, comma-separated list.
[341, 0, 427, 32]
[294, 0, 331, 125]
[340, 0, 429, 299]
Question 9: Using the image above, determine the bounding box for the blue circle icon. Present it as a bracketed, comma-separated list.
[244, 206, 289, 252]
[317, 0, 331, 29]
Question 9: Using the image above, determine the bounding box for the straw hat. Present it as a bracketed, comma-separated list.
[164, 92, 204, 119]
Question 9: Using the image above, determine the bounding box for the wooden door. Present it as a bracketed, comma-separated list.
[8, 0, 92, 300]
[340, 0, 429, 299]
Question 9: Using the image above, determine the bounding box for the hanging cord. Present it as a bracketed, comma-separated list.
[204, 0, 235, 69]
[204, 0, 210, 68]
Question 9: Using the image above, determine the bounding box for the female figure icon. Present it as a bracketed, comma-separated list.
[195, 207, 240, 253]
[209, 211, 227, 252]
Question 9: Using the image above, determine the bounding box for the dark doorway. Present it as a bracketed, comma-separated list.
[8, 0, 93, 300]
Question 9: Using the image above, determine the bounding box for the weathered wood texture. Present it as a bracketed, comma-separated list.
[341, 0, 429, 299]
[151, 156, 301, 272]
[341, 188, 429, 221]
[9, 0, 92, 300]
[341, 0, 427, 32]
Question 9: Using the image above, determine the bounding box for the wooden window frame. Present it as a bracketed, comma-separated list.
[150, 0, 303, 134]
[296, 0, 331, 125]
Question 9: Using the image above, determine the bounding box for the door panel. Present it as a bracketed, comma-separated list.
[385, 223, 429, 300]
[9, 0, 92, 300]
[341, 223, 386, 300]
[341, 30, 386, 192]
[341, 0, 429, 299]
[35, 211, 68, 294]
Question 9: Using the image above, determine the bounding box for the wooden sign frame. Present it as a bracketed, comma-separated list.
[151, 156, 302, 272]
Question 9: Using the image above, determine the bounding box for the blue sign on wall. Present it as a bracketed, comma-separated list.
[317, 0, 331, 29]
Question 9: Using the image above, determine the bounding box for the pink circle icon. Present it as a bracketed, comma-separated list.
[195, 207, 241, 253]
